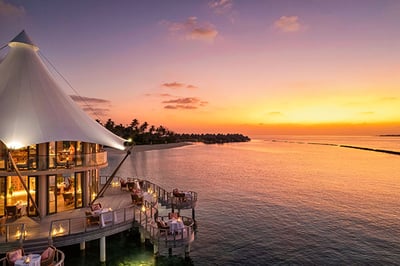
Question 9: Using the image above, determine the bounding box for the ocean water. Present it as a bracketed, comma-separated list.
[62, 135, 400, 265]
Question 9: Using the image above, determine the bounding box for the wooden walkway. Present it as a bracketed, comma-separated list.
[0, 186, 133, 253]
[0, 180, 197, 257]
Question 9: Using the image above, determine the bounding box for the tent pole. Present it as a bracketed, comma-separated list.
[8, 152, 41, 218]
[89, 145, 133, 206]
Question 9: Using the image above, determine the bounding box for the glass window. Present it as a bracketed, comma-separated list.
[48, 175, 57, 214]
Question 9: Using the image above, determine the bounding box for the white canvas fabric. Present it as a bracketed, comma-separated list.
[0, 31, 126, 150]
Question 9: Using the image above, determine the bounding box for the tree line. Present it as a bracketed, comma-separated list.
[98, 118, 251, 145]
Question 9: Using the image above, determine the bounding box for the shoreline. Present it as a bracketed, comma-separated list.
[107, 142, 193, 153]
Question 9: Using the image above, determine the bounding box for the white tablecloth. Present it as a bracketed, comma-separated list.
[97, 209, 117, 227]
[168, 219, 184, 234]
[15, 254, 41, 266]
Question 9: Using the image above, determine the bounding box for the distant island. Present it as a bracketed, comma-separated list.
[99, 118, 250, 145]
[379, 134, 400, 137]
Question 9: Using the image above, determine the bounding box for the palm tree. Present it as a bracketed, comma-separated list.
[130, 119, 139, 133]
[139, 122, 148, 134]
[105, 119, 115, 132]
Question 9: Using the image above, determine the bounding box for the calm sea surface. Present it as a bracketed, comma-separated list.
[63, 135, 400, 265]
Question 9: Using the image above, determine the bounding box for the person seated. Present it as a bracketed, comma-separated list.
[90, 202, 102, 212]
[168, 212, 179, 220]
[156, 218, 169, 236]
[173, 188, 185, 198]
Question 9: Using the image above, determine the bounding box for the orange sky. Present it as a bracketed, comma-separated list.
[1, 0, 400, 136]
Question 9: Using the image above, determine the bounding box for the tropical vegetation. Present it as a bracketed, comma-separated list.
[98, 118, 251, 145]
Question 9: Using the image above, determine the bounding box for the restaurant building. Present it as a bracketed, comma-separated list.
[0, 31, 126, 219]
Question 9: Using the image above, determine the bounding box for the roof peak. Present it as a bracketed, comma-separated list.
[10, 30, 36, 46]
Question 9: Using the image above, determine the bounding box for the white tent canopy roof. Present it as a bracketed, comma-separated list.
[0, 31, 127, 150]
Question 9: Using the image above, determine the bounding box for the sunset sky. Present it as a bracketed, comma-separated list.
[1, 0, 400, 136]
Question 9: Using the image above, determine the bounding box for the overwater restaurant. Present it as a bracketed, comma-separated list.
[0, 31, 126, 219]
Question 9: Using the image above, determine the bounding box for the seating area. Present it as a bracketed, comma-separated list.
[5, 245, 57, 266]
[5, 247, 24, 266]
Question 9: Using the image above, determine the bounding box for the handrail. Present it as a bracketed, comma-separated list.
[100, 176, 198, 210]
[48, 202, 195, 247]
[48, 205, 140, 240]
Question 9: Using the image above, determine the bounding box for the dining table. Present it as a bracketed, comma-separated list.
[92, 208, 117, 227]
[14, 254, 41, 266]
[168, 218, 185, 234]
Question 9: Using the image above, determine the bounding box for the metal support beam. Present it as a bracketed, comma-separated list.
[89, 145, 133, 206]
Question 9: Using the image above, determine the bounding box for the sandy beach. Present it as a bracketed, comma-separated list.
[106, 142, 193, 154]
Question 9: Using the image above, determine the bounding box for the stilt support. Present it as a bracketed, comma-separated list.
[80, 241, 86, 250]
[153, 242, 159, 256]
[140, 228, 146, 244]
[100, 236, 106, 262]
[185, 243, 191, 257]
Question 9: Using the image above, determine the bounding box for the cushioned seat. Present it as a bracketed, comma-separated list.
[6, 247, 24, 266]
[40, 245, 56, 266]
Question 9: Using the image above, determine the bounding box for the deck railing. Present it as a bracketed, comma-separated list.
[103, 176, 198, 210]
[48, 205, 140, 239]
[0, 223, 26, 244]
[48, 201, 195, 247]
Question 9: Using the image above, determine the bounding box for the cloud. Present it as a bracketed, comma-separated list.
[0, 0, 25, 17]
[162, 17, 218, 42]
[70, 95, 110, 104]
[209, 0, 233, 14]
[164, 105, 197, 110]
[162, 82, 198, 89]
[162, 82, 185, 89]
[70, 95, 111, 117]
[273, 16, 303, 32]
[162, 97, 208, 110]
[186, 84, 198, 89]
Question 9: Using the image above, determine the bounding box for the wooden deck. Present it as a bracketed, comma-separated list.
[0, 180, 197, 257]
